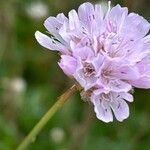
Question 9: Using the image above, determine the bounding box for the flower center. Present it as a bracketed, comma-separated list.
[100, 93, 112, 102]
[83, 62, 96, 77]
[101, 68, 112, 78]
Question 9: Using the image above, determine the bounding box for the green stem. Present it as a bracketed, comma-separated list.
[17, 85, 77, 150]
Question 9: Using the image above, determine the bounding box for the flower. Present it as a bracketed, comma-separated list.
[35, 2, 150, 122]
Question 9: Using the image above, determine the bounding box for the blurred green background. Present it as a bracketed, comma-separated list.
[0, 0, 150, 150]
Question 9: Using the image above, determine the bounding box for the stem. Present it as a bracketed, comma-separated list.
[17, 84, 77, 150]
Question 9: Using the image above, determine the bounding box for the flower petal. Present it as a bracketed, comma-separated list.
[122, 13, 150, 39]
[44, 17, 67, 45]
[130, 76, 150, 89]
[95, 4, 104, 21]
[107, 4, 128, 31]
[120, 92, 134, 102]
[59, 22, 71, 43]
[78, 2, 95, 30]
[44, 17, 61, 35]
[35, 31, 68, 53]
[56, 13, 68, 23]
[115, 66, 140, 80]
[68, 9, 80, 30]
[136, 55, 150, 76]
[109, 80, 132, 92]
[92, 97, 113, 123]
[110, 99, 129, 122]
[72, 46, 94, 60]
[58, 55, 77, 76]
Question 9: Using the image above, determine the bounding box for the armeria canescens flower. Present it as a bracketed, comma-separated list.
[35, 2, 150, 123]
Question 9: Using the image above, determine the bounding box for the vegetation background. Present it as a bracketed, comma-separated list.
[0, 0, 150, 149]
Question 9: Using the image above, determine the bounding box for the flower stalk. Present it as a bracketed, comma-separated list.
[17, 84, 77, 150]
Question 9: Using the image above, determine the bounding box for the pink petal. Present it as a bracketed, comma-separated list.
[107, 4, 128, 31]
[122, 13, 150, 39]
[120, 92, 134, 102]
[59, 22, 71, 43]
[95, 4, 103, 21]
[44, 17, 61, 35]
[92, 97, 113, 123]
[72, 46, 94, 60]
[44, 17, 67, 45]
[35, 31, 68, 54]
[109, 80, 132, 92]
[130, 76, 150, 89]
[110, 99, 129, 122]
[115, 66, 140, 80]
[136, 55, 150, 75]
[58, 55, 77, 76]
[56, 13, 68, 23]
[92, 54, 104, 73]
[78, 2, 95, 30]
[68, 9, 80, 30]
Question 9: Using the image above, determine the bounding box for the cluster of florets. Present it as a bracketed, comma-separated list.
[35, 2, 150, 122]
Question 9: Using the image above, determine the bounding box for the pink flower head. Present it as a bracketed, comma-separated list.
[35, 2, 150, 122]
